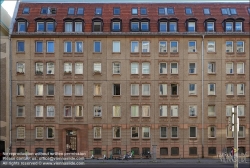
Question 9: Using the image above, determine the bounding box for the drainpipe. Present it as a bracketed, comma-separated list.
[201, 35, 205, 158]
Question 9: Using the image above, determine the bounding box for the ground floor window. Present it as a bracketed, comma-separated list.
[160, 148, 168, 155]
[189, 147, 197, 155]
[208, 147, 216, 155]
[131, 147, 139, 155]
[112, 147, 121, 155]
[16, 148, 25, 153]
[93, 148, 102, 155]
[171, 147, 179, 156]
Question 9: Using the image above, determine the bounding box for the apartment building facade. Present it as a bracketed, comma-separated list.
[10, 2, 249, 158]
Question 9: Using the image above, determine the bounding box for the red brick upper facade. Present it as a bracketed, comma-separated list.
[13, 3, 250, 33]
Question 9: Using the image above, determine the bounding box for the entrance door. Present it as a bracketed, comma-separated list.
[66, 130, 77, 153]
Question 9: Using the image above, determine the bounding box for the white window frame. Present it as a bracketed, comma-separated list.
[93, 41, 101, 53]
[159, 62, 167, 74]
[75, 22, 82, 32]
[36, 127, 44, 139]
[237, 83, 245, 95]
[113, 62, 121, 74]
[208, 83, 216, 95]
[47, 106, 55, 117]
[169, 22, 177, 32]
[46, 62, 54, 74]
[189, 63, 196, 74]
[17, 84, 24, 96]
[159, 41, 167, 52]
[18, 22, 26, 32]
[17, 127, 25, 139]
[75, 84, 83, 96]
[131, 41, 139, 52]
[94, 84, 101, 96]
[188, 41, 196, 52]
[113, 127, 121, 138]
[159, 84, 167, 96]
[94, 127, 102, 139]
[142, 127, 150, 138]
[113, 105, 121, 117]
[226, 62, 233, 74]
[159, 22, 167, 32]
[208, 62, 216, 73]
[142, 62, 150, 74]
[17, 106, 25, 117]
[226, 83, 234, 95]
[207, 41, 215, 52]
[171, 84, 178, 95]
[131, 84, 139, 96]
[46, 41, 54, 53]
[75, 62, 83, 74]
[37, 22, 44, 32]
[170, 62, 178, 74]
[65, 22, 73, 32]
[142, 84, 150, 96]
[131, 105, 139, 117]
[171, 105, 178, 117]
[225, 22, 233, 32]
[189, 83, 196, 95]
[36, 105, 43, 117]
[171, 127, 178, 138]
[17, 62, 25, 73]
[238, 105, 244, 116]
[64, 105, 72, 117]
[206, 22, 214, 32]
[35, 62, 43, 74]
[94, 105, 102, 117]
[64, 41, 72, 53]
[64, 62, 72, 73]
[75, 41, 83, 53]
[160, 127, 167, 138]
[131, 62, 139, 74]
[189, 105, 197, 117]
[236, 41, 244, 53]
[235, 22, 242, 32]
[75, 105, 83, 117]
[237, 62, 244, 74]
[64, 84, 72, 96]
[160, 105, 167, 117]
[238, 126, 245, 138]
[170, 41, 178, 53]
[226, 105, 233, 117]
[226, 41, 233, 52]
[188, 22, 195, 32]
[142, 41, 150, 53]
[47, 127, 54, 139]
[131, 127, 139, 138]
[208, 126, 216, 138]
[112, 41, 120, 53]
[142, 105, 150, 117]
[93, 62, 101, 73]
[35, 84, 44, 96]
[47, 84, 54, 96]
[46, 22, 54, 32]
[189, 127, 197, 138]
[208, 105, 215, 117]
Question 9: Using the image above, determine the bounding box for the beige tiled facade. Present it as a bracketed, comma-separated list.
[10, 34, 249, 158]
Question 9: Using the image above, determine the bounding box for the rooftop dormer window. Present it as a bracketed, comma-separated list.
[113, 7, 120, 15]
[221, 8, 237, 15]
[140, 8, 147, 15]
[185, 7, 192, 15]
[77, 8, 84, 15]
[203, 8, 210, 15]
[204, 18, 216, 32]
[41, 7, 56, 14]
[186, 18, 197, 32]
[248, 7, 250, 14]
[16, 18, 28, 32]
[35, 18, 56, 32]
[68, 8, 75, 15]
[132, 8, 138, 15]
[22, 7, 30, 14]
[95, 7, 102, 15]
[158, 7, 174, 15]
[41, 7, 48, 14]
[111, 18, 122, 32]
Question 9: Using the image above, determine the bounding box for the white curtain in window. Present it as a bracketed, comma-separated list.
[113, 106, 121, 117]
[142, 106, 150, 117]
[160, 105, 167, 116]
[75, 63, 83, 74]
[131, 105, 139, 117]
[65, 22, 72, 32]
[75, 84, 83, 96]
[75, 22, 82, 32]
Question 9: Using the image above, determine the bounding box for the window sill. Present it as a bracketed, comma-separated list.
[35, 117, 44, 119]
[159, 73, 167, 75]
[160, 116, 168, 118]
[46, 95, 54, 97]
[46, 52, 55, 54]
[17, 138, 25, 140]
[112, 95, 121, 97]
[93, 116, 102, 118]
[208, 73, 216, 75]
[208, 137, 216, 139]
[35, 73, 44, 75]
[170, 52, 178, 54]
[16, 95, 25, 97]
[208, 95, 216, 96]
[112, 116, 121, 118]
[16, 116, 25, 118]
[189, 116, 197, 118]
[16, 52, 25, 54]
[237, 95, 245, 97]
[170, 95, 178, 97]
[236, 52, 245, 55]
[188, 73, 197, 75]
[93, 95, 102, 97]
[131, 137, 139, 140]
[171, 116, 179, 118]
[170, 73, 178, 75]
[113, 138, 121, 140]
[94, 138, 102, 140]
[188, 52, 198, 54]
[63, 52, 73, 54]
[226, 95, 234, 97]
[130, 117, 139, 118]
[189, 94, 197, 96]
[226, 52, 234, 55]
[159, 52, 168, 55]
[64, 72, 72, 75]
[35, 52, 43, 54]
[171, 137, 179, 140]
[207, 52, 216, 54]
[237, 73, 245, 75]
[208, 116, 216, 118]
[226, 73, 234, 75]
[46, 138, 55, 140]
[189, 137, 197, 140]
[142, 95, 150, 97]
[46, 117, 55, 118]
[35, 138, 43, 140]
[142, 138, 150, 140]
[112, 73, 121, 76]
[46, 74, 55, 76]
[16, 72, 25, 75]
[93, 72, 102, 75]
[75, 116, 83, 118]
[112, 52, 121, 54]
[130, 52, 139, 55]
[160, 137, 168, 139]
[93, 52, 102, 54]
[131, 95, 139, 97]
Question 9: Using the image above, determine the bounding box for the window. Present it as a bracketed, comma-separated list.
[171, 84, 178, 95]
[75, 41, 83, 53]
[170, 41, 178, 52]
[203, 8, 210, 15]
[17, 62, 25, 73]
[65, 22, 73, 32]
[131, 8, 138, 15]
[75, 105, 83, 117]
[113, 84, 120, 96]
[159, 41, 167, 52]
[64, 84, 72, 96]
[131, 105, 139, 117]
[35, 62, 43, 75]
[94, 105, 102, 117]
[226, 83, 234, 95]
[17, 127, 25, 139]
[94, 41, 101, 52]
[237, 63, 244, 74]
[77, 8, 84, 15]
[171, 105, 178, 117]
[142, 105, 150, 117]
[36, 127, 44, 139]
[95, 7, 102, 15]
[46, 22, 54, 32]
[208, 83, 216, 95]
[190, 127, 197, 138]
[208, 147, 217, 155]
[94, 84, 101, 96]
[221, 8, 237, 15]
[158, 7, 174, 15]
[142, 62, 150, 74]
[236, 41, 244, 53]
[189, 63, 196, 74]
[17, 106, 25, 117]
[93, 21, 102, 32]
[113, 7, 120, 15]
[47, 106, 55, 117]
[18, 22, 26, 32]
[131, 21, 139, 31]
[159, 63, 167, 74]
[47, 84, 54, 96]
[112, 21, 121, 31]
[208, 126, 216, 138]
[169, 22, 177, 32]
[189, 147, 197, 155]
[207, 41, 215, 52]
[227, 125, 233, 138]
[113, 127, 121, 138]
[189, 84, 196, 95]
[131, 62, 139, 74]
[160, 105, 167, 117]
[36, 105, 43, 117]
[131, 84, 139, 96]
[37, 22, 44, 31]
[160, 148, 168, 155]
[189, 105, 197, 117]
[142, 127, 150, 138]
[64, 41, 72, 52]
[226, 41, 233, 52]
[230, 8, 237, 14]
[34, 41, 43, 53]
[142, 84, 150, 96]
[112, 41, 120, 53]
[113, 62, 120, 74]
[160, 127, 167, 138]
[208, 105, 215, 116]
[206, 22, 214, 32]
[188, 22, 195, 32]
[238, 105, 244, 116]
[188, 41, 196, 52]
[41, 7, 48, 14]
[226, 62, 233, 74]
[75, 84, 83, 96]
[141, 22, 149, 31]
[68, 7, 74, 14]
[75, 22, 83, 32]
[17, 84, 24, 96]
[131, 127, 139, 138]
[248, 7, 250, 14]
[131, 41, 139, 52]
[22, 7, 30, 14]
[64, 106, 72, 117]
[47, 41, 54, 53]
[237, 83, 244, 95]
[47, 127, 54, 139]
[170, 62, 178, 74]
[64, 62, 72, 73]
[93, 148, 101, 155]
[171, 127, 178, 138]
[226, 105, 233, 116]
[94, 127, 101, 138]
[75, 62, 83, 74]
[113, 105, 121, 117]
[35, 84, 44, 96]
[140, 8, 147, 15]
[113, 148, 121, 155]
[141, 41, 149, 53]
[185, 7, 192, 15]
[208, 62, 216, 73]
[94, 63, 101, 73]
[235, 22, 242, 32]
[159, 84, 167, 96]
[238, 126, 244, 138]
[225, 22, 233, 32]
[17, 41, 25, 52]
